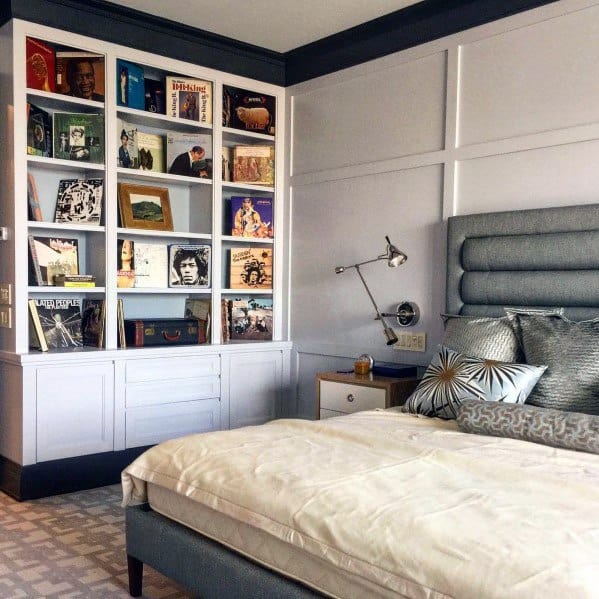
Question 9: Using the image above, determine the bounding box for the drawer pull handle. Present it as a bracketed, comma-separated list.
[346, 394, 355, 402]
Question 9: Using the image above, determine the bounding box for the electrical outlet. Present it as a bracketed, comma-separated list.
[394, 332, 426, 352]
[0, 283, 11, 305]
[0, 306, 11, 328]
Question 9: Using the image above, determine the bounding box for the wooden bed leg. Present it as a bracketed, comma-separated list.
[127, 554, 143, 597]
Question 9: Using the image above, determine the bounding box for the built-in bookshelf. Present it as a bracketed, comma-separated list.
[14, 24, 283, 353]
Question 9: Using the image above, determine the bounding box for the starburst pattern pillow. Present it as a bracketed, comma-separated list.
[402, 345, 547, 419]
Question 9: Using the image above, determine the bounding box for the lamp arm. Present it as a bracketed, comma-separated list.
[354, 265, 385, 321]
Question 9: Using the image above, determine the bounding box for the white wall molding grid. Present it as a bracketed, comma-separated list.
[287, 0, 599, 418]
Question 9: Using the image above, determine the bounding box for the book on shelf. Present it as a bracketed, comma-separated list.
[54, 178, 103, 224]
[166, 76, 212, 124]
[233, 145, 274, 186]
[136, 130, 164, 173]
[168, 244, 211, 288]
[117, 298, 126, 348]
[27, 173, 43, 221]
[28, 299, 49, 352]
[27, 102, 52, 157]
[144, 78, 166, 114]
[166, 131, 212, 179]
[53, 112, 104, 163]
[223, 85, 275, 136]
[81, 299, 105, 348]
[117, 239, 135, 288]
[134, 242, 168, 288]
[230, 297, 273, 341]
[229, 247, 273, 289]
[116, 59, 145, 110]
[28, 235, 79, 286]
[31, 297, 83, 350]
[54, 274, 96, 287]
[26, 37, 56, 93]
[184, 298, 211, 341]
[55, 51, 105, 101]
[231, 196, 273, 238]
[116, 118, 138, 168]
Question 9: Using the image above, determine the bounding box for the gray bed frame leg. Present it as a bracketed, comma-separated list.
[127, 554, 143, 597]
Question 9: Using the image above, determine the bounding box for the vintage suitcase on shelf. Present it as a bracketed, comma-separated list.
[124, 318, 206, 347]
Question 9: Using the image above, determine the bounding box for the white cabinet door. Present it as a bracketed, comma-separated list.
[36, 362, 114, 462]
[228, 350, 283, 429]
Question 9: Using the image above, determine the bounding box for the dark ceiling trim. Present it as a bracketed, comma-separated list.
[2, 0, 559, 88]
[285, 0, 559, 86]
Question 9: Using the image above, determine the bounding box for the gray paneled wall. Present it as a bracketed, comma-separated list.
[287, 0, 599, 418]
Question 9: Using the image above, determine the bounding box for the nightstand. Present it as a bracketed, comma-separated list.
[316, 371, 419, 419]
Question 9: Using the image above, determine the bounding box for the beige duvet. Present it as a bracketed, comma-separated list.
[122, 410, 599, 598]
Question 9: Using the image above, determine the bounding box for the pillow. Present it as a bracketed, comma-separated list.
[505, 311, 599, 415]
[457, 399, 599, 454]
[441, 314, 522, 362]
[402, 345, 546, 419]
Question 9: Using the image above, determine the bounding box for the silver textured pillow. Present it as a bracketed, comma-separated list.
[402, 345, 546, 419]
[457, 399, 599, 454]
[505, 311, 599, 415]
[442, 314, 522, 362]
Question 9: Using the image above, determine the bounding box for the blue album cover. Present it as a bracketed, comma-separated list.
[230, 196, 273, 238]
[117, 59, 145, 110]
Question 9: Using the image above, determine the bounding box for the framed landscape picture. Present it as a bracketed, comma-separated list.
[117, 183, 173, 231]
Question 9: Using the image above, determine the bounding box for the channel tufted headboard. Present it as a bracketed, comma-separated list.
[446, 204, 599, 320]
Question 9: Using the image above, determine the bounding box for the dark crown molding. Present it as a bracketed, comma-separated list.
[3, 0, 558, 86]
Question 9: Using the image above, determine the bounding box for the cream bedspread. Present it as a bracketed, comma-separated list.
[122, 410, 599, 598]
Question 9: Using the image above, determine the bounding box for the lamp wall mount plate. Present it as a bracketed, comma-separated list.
[381, 301, 420, 327]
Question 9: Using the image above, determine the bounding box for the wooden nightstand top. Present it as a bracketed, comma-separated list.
[317, 371, 419, 390]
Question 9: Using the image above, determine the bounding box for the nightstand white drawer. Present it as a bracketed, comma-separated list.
[319, 380, 386, 414]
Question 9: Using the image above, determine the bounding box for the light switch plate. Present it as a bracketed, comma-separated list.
[0, 306, 11, 328]
[0, 283, 12, 305]
[394, 332, 426, 352]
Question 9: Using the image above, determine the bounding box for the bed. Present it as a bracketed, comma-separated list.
[122, 203, 599, 598]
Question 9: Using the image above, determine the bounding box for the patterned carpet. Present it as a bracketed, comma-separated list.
[0, 485, 192, 598]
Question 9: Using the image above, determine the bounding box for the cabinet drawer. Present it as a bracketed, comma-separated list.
[126, 398, 221, 448]
[126, 376, 220, 408]
[320, 408, 345, 420]
[125, 355, 219, 383]
[319, 380, 386, 413]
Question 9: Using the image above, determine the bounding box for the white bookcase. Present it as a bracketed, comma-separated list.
[0, 19, 291, 498]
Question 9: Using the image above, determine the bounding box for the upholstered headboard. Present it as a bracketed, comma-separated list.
[446, 204, 599, 320]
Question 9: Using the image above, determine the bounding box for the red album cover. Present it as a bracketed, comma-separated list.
[26, 37, 55, 92]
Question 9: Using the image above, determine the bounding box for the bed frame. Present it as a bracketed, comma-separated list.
[126, 202, 599, 597]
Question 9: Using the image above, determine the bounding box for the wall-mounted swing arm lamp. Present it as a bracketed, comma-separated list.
[334, 236, 407, 346]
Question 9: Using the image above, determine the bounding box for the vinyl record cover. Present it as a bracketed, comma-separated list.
[117, 238, 135, 288]
[81, 298, 105, 347]
[26, 37, 55, 92]
[169, 244, 211, 288]
[29, 235, 79, 285]
[144, 78, 166, 114]
[117, 118, 138, 168]
[230, 196, 273, 238]
[166, 132, 212, 178]
[233, 145, 274, 186]
[55, 51, 105, 101]
[223, 85, 275, 136]
[27, 102, 52, 157]
[54, 178, 103, 224]
[134, 242, 168, 288]
[27, 173, 43, 221]
[136, 130, 164, 173]
[184, 298, 211, 343]
[53, 112, 104, 163]
[229, 247, 272, 289]
[166, 76, 212, 124]
[116, 59, 145, 109]
[230, 297, 273, 341]
[33, 297, 83, 349]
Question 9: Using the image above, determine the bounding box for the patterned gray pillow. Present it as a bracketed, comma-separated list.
[442, 314, 522, 362]
[457, 399, 599, 454]
[505, 311, 599, 415]
[402, 345, 546, 419]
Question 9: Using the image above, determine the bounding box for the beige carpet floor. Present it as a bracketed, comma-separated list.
[0, 484, 192, 598]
